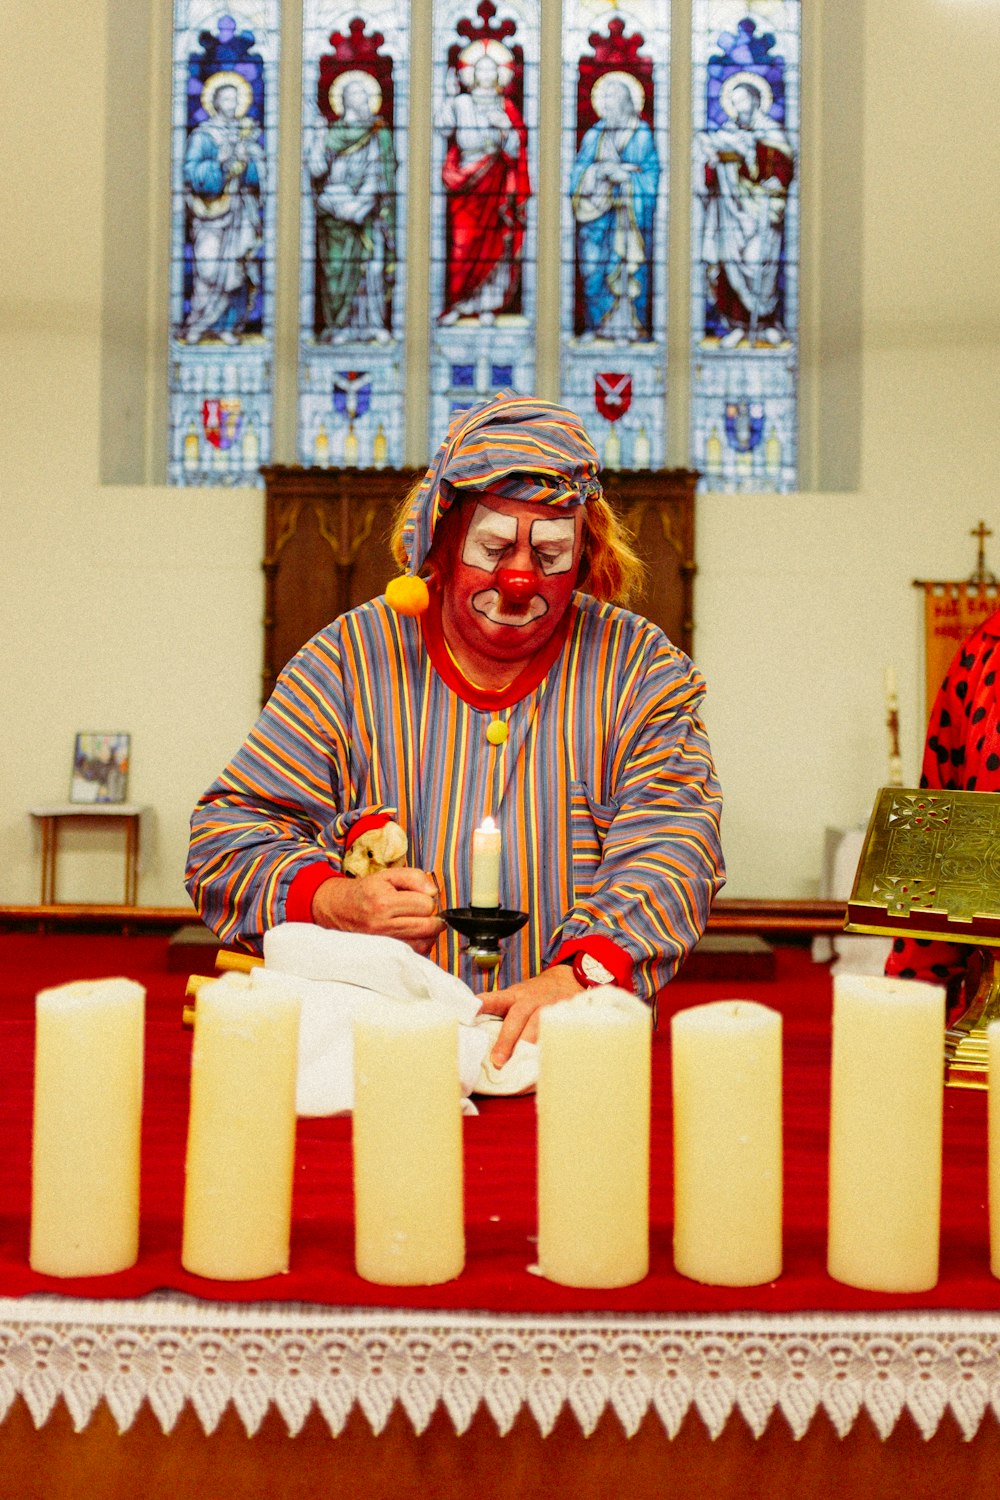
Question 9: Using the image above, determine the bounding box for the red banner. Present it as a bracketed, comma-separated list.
[921, 582, 999, 712]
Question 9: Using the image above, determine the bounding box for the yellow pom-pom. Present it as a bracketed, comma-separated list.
[486, 719, 508, 745]
[385, 574, 430, 616]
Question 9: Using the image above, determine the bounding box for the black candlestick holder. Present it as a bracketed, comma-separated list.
[442, 906, 528, 970]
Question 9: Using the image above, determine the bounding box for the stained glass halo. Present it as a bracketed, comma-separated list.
[200, 69, 254, 118]
[457, 38, 514, 91]
[328, 69, 383, 118]
[591, 70, 645, 119]
[719, 69, 774, 119]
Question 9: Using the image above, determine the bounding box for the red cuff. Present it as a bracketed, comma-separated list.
[344, 812, 394, 850]
[550, 935, 634, 992]
[285, 861, 341, 924]
[285, 817, 395, 925]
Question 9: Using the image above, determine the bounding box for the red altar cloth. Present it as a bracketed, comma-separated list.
[0, 933, 995, 1315]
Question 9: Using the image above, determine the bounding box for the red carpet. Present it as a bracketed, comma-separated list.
[0, 932, 994, 1314]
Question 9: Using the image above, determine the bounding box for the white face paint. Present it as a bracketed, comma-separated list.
[442, 493, 584, 681]
[529, 516, 577, 575]
[471, 589, 548, 626]
[462, 505, 518, 573]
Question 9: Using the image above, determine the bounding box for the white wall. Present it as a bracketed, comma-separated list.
[1, 0, 997, 907]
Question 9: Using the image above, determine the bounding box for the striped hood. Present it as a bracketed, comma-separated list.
[401, 393, 603, 574]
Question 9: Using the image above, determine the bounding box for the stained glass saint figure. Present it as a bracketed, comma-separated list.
[570, 69, 660, 343]
[183, 70, 267, 345]
[309, 68, 396, 345]
[436, 35, 531, 325]
[694, 69, 793, 349]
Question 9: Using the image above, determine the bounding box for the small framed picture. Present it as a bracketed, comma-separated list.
[70, 733, 131, 805]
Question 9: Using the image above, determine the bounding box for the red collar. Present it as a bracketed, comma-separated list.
[421, 590, 577, 710]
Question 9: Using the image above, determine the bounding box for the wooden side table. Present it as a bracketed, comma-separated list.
[29, 804, 147, 906]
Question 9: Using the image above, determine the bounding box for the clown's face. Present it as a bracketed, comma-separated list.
[439, 493, 583, 677]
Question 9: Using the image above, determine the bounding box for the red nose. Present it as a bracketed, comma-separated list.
[496, 568, 537, 602]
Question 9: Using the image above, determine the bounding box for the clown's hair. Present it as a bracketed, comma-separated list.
[388, 484, 645, 608]
[575, 493, 646, 608]
[389, 477, 427, 572]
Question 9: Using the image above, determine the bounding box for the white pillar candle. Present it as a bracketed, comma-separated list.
[182, 975, 301, 1280]
[828, 973, 944, 1292]
[537, 988, 651, 1288]
[671, 999, 783, 1286]
[470, 816, 501, 908]
[31, 978, 145, 1277]
[987, 1021, 1000, 1279]
[353, 999, 464, 1285]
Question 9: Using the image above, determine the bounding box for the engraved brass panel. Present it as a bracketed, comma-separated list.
[845, 788, 1000, 943]
[844, 787, 1000, 1090]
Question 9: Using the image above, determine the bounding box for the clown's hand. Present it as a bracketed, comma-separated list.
[477, 965, 581, 1068]
[311, 865, 444, 956]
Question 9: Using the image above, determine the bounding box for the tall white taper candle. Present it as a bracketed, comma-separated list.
[471, 817, 501, 908]
[828, 973, 944, 1291]
[671, 999, 783, 1286]
[31, 977, 145, 1277]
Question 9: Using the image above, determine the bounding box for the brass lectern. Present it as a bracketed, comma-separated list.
[845, 787, 1000, 1090]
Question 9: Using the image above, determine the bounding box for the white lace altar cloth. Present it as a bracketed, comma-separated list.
[3, 1297, 1000, 1442]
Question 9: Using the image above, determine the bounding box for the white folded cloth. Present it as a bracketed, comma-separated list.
[256, 924, 537, 1116]
[468, 1014, 539, 1097]
[263, 924, 480, 1017]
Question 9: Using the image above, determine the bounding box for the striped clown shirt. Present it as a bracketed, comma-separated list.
[185, 590, 725, 1010]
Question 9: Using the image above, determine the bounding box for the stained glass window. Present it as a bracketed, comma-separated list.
[428, 0, 539, 448]
[560, 1, 670, 471]
[690, 2, 800, 493]
[168, 3, 280, 486]
[298, 3, 409, 468]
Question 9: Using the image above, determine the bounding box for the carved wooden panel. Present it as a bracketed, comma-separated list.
[261, 465, 697, 704]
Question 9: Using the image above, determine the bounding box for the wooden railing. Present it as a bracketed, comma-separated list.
[0, 900, 848, 939]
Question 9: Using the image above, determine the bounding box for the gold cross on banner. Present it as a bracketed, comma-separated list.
[972, 519, 994, 578]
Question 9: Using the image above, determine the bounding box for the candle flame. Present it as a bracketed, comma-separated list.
[479, 816, 497, 833]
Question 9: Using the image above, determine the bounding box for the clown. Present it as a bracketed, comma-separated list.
[186, 394, 724, 1064]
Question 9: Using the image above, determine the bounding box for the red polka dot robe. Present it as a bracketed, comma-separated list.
[885, 607, 1000, 999]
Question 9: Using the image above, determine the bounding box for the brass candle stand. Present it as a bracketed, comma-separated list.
[845, 787, 1000, 1090]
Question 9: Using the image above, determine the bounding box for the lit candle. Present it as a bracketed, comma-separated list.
[182, 975, 301, 1280]
[31, 978, 145, 1277]
[537, 989, 651, 1287]
[671, 999, 782, 1286]
[828, 973, 944, 1291]
[471, 816, 501, 908]
[353, 999, 464, 1285]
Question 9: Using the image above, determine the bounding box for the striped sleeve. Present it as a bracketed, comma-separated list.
[550, 623, 725, 1001]
[184, 622, 389, 950]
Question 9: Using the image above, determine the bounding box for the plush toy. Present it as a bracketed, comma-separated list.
[343, 820, 408, 877]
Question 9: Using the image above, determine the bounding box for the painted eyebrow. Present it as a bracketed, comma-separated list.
[530, 517, 576, 547]
[468, 505, 517, 541]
